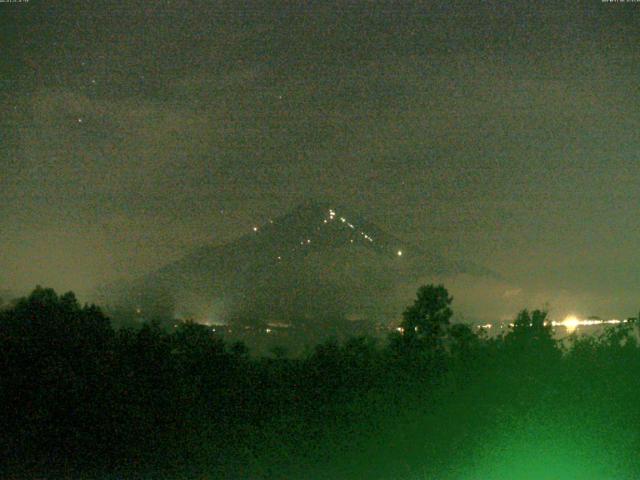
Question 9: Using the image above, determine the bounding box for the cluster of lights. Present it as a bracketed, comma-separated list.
[297, 208, 373, 248]
[330, 211, 374, 243]
[552, 315, 626, 334]
[249, 206, 405, 264]
[477, 316, 630, 334]
[393, 326, 419, 334]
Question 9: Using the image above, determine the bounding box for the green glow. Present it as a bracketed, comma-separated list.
[453, 418, 629, 480]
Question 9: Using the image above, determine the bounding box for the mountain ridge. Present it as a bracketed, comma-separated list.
[103, 201, 497, 326]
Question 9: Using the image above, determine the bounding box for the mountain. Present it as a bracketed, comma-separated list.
[102, 201, 495, 327]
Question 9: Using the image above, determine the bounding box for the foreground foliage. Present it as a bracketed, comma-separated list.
[1, 286, 639, 479]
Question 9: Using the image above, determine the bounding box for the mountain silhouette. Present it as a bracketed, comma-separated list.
[103, 201, 495, 326]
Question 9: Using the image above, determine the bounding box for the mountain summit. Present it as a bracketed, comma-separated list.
[105, 202, 493, 326]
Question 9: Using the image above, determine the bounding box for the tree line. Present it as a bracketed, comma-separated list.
[1, 285, 639, 479]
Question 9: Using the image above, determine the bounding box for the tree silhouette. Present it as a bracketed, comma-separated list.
[504, 308, 561, 374]
[0, 287, 115, 473]
[401, 284, 453, 349]
[506, 309, 554, 346]
[6, 283, 640, 479]
[448, 323, 480, 359]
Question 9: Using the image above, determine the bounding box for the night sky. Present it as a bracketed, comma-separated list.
[2, 1, 639, 320]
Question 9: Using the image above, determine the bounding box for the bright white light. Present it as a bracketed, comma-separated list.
[252, 226, 258, 232]
[562, 315, 580, 333]
[397, 250, 403, 256]
[550, 315, 628, 333]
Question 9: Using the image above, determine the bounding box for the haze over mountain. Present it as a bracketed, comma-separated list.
[102, 201, 496, 327]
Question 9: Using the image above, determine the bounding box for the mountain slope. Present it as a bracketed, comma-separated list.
[105, 201, 494, 326]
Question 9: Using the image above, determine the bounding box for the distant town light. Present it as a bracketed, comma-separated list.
[253, 226, 259, 232]
[397, 250, 403, 257]
[562, 315, 580, 333]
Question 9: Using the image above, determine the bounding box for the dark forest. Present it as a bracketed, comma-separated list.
[2, 285, 638, 479]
